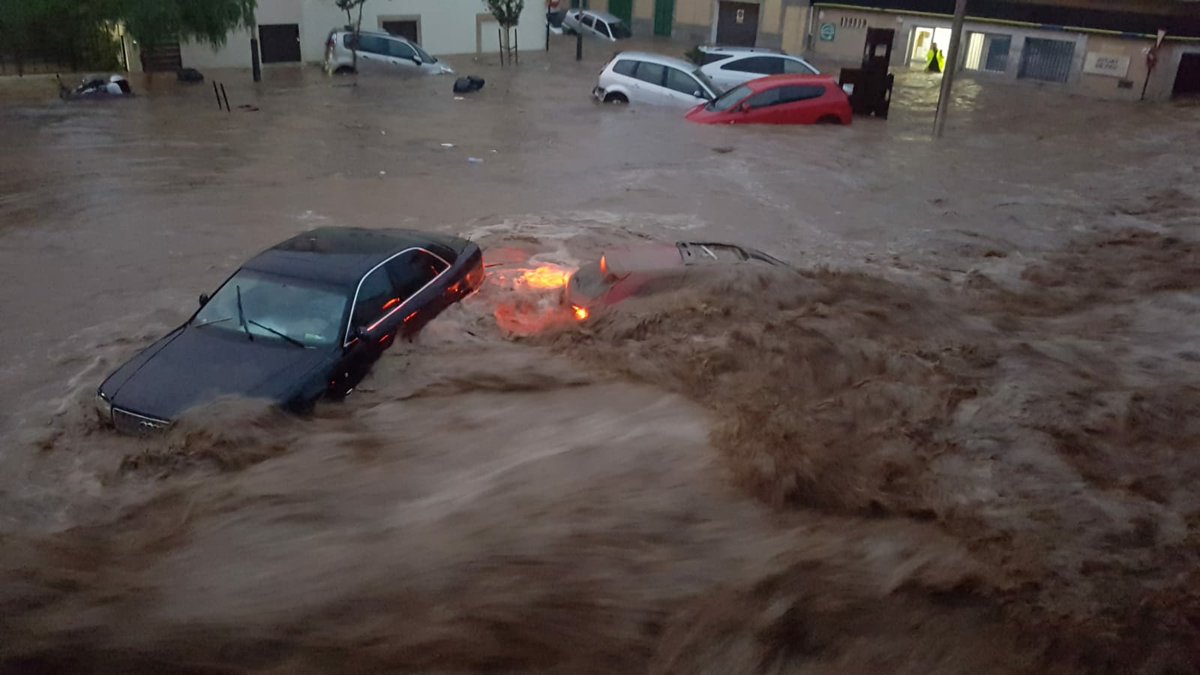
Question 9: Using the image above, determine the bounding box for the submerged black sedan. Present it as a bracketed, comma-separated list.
[97, 228, 484, 433]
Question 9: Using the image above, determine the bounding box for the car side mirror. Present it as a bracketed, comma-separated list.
[199, 293, 209, 307]
[738, 102, 752, 113]
[693, 90, 704, 98]
[413, 55, 422, 64]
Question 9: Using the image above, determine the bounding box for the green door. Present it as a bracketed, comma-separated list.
[608, 0, 633, 26]
[653, 0, 674, 36]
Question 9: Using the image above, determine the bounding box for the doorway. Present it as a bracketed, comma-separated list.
[259, 24, 301, 63]
[1174, 53, 1200, 98]
[654, 0, 675, 37]
[381, 18, 420, 44]
[716, 1, 759, 47]
[909, 26, 951, 68]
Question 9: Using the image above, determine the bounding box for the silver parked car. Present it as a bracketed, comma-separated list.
[593, 51, 719, 107]
[562, 9, 632, 41]
[324, 30, 453, 75]
[695, 45, 819, 90]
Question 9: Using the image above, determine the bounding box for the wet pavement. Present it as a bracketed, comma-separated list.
[2, 37, 1200, 672]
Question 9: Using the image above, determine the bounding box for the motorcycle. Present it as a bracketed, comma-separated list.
[57, 74, 133, 101]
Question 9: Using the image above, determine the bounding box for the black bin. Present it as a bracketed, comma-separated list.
[838, 68, 894, 119]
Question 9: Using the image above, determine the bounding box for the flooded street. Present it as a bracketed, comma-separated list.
[2, 40, 1200, 672]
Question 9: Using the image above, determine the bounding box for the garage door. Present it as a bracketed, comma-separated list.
[1174, 53, 1200, 98]
[716, 2, 759, 47]
[259, 24, 301, 64]
[1018, 37, 1074, 83]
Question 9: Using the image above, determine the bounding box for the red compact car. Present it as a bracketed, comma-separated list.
[685, 74, 852, 126]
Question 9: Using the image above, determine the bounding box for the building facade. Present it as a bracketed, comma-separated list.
[586, 0, 1200, 101]
[805, 1, 1200, 101]
[173, 0, 548, 70]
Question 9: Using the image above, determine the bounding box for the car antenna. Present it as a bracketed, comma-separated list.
[236, 285, 253, 341]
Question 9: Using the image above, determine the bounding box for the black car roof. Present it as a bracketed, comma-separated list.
[244, 227, 466, 288]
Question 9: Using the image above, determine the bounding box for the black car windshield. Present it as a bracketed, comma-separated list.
[193, 269, 349, 348]
[413, 42, 436, 63]
[692, 68, 720, 98]
[707, 84, 752, 111]
[609, 21, 632, 39]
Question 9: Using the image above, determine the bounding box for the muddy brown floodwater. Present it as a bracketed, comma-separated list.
[1, 39, 1200, 673]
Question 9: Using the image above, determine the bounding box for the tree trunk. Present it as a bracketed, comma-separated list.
[352, 1, 366, 72]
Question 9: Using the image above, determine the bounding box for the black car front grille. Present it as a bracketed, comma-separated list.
[112, 407, 171, 435]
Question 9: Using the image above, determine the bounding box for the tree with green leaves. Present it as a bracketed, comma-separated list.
[1, 0, 257, 74]
[483, 0, 523, 63]
[117, 0, 257, 49]
[333, 0, 368, 72]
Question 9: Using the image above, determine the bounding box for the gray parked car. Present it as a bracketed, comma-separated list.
[594, 51, 719, 107]
[562, 9, 632, 41]
[324, 30, 453, 75]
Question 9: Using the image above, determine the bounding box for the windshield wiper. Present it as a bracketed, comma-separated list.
[247, 319, 307, 349]
[194, 317, 233, 328]
[236, 285, 253, 342]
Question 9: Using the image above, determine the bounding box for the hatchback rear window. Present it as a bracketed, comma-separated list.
[613, 59, 638, 77]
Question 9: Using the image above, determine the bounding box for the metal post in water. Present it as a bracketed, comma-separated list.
[213, 81, 222, 109]
[251, 37, 262, 82]
[515, 28, 519, 64]
[220, 82, 231, 112]
[932, 0, 967, 138]
[575, 31, 582, 61]
[498, 28, 505, 66]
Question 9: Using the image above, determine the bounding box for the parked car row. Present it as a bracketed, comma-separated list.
[594, 46, 851, 126]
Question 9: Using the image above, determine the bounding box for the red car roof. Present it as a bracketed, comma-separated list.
[742, 74, 839, 92]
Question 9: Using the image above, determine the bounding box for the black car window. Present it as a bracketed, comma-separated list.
[634, 61, 667, 86]
[595, 20, 611, 38]
[353, 266, 399, 328]
[778, 84, 826, 103]
[356, 35, 389, 55]
[388, 39, 415, 60]
[745, 87, 783, 108]
[386, 250, 448, 302]
[701, 52, 735, 66]
[665, 67, 701, 96]
[724, 56, 783, 75]
[609, 22, 631, 39]
[613, 59, 638, 77]
[782, 58, 818, 75]
[581, 15, 595, 28]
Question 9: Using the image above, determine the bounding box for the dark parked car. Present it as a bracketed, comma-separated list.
[563, 241, 783, 317]
[96, 228, 484, 433]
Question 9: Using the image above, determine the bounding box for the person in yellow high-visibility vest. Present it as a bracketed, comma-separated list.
[926, 42, 945, 73]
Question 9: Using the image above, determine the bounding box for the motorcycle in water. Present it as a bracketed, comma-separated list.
[58, 74, 133, 101]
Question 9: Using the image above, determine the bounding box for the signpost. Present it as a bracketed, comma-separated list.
[932, 0, 967, 138]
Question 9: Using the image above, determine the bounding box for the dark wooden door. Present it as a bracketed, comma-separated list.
[1174, 53, 1200, 98]
[654, 0, 675, 36]
[139, 41, 181, 72]
[716, 1, 759, 47]
[259, 24, 301, 63]
[382, 20, 419, 43]
[608, 0, 633, 26]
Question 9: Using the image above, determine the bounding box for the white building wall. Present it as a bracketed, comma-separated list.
[182, 0, 547, 69]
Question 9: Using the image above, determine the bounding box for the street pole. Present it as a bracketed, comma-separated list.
[932, 0, 967, 138]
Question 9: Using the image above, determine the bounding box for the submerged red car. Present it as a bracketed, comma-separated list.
[563, 241, 784, 316]
[684, 74, 852, 126]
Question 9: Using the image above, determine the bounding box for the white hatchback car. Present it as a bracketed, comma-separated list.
[696, 45, 819, 90]
[324, 30, 453, 75]
[562, 10, 632, 42]
[594, 52, 719, 107]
